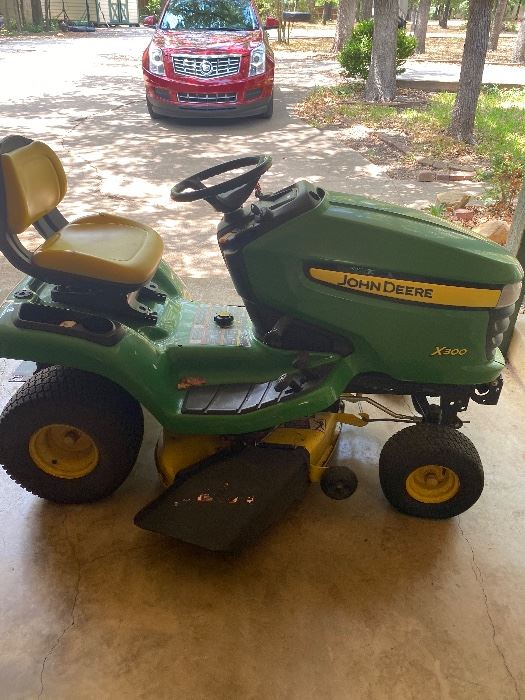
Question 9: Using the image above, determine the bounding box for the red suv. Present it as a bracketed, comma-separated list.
[142, 0, 278, 120]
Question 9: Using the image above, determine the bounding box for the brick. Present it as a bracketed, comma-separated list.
[454, 208, 475, 222]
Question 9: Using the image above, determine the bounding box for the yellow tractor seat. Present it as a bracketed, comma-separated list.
[0, 137, 164, 290]
[32, 213, 164, 286]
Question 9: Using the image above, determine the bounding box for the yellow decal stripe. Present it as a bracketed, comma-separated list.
[309, 268, 501, 308]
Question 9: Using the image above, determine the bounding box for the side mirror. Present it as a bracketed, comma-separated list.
[143, 15, 157, 27]
[264, 16, 279, 30]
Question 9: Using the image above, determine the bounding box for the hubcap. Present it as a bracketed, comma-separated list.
[405, 464, 460, 504]
[29, 424, 99, 479]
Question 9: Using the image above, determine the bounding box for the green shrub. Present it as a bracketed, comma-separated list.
[502, 21, 517, 32]
[145, 0, 161, 16]
[338, 19, 417, 82]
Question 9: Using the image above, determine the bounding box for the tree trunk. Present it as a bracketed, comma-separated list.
[501, 176, 525, 355]
[13, 0, 22, 29]
[364, 0, 398, 102]
[438, 0, 451, 28]
[489, 0, 507, 51]
[514, 17, 525, 62]
[17, 0, 26, 26]
[275, 0, 283, 42]
[507, 177, 525, 256]
[358, 0, 373, 21]
[4, 0, 11, 29]
[447, 0, 493, 143]
[333, 0, 358, 52]
[411, 6, 418, 33]
[30, 0, 43, 25]
[414, 0, 431, 53]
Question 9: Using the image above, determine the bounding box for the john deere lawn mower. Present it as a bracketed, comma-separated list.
[0, 135, 522, 550]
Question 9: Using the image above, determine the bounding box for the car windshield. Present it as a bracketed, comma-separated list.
[160, 0, 259, 31]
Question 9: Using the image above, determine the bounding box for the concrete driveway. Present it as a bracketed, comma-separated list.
[0, 29, 524, 700]
[0, 28, 479, 302]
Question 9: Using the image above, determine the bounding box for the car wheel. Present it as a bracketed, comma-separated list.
[259, 93, 274, 119]
[146, 97, 161, 120]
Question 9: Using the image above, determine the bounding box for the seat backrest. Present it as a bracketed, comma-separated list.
[1, 139, 67, 235]
[0, 135, 69, 278]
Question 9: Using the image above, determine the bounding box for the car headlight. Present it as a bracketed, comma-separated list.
[249, 45, 266, 76]
[149, 44, 165, 75]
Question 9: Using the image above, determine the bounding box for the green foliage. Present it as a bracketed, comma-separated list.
[255, 0, 274, 18]
[426, 203, 446, 218]
[338, 20, 417, 82]
[2, 19, 59, 34]
[300, 82, 525, 208]
[145, 0, 161, 16]
[399, 87, 525, 205]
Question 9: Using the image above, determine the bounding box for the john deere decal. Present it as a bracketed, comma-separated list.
[308, 268, 501, 308]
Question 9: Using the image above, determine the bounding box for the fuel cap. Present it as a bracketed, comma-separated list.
[214, 311, 234, 328]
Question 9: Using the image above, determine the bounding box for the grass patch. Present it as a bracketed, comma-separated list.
[297, 84, 525, 206]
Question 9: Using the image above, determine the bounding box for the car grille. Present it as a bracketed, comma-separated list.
[172, 54, 241, 78]
[178, 92, 237, 104]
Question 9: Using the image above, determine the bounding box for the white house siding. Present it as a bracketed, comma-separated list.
[39, 0, 98, 23]
[97, 0, 139, 25]
[127, 1, 138, 24]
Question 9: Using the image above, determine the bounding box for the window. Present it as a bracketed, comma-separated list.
[160, 0, 259, 31]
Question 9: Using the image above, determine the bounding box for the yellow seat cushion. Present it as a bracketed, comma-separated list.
[32, 213, 164, 286]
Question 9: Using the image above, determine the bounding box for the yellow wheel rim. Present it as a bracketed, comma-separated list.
[405, 464, 460, 504]
[29, 424, 99, 479]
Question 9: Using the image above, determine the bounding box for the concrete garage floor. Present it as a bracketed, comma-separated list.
[0, 361, 524, 699]
[0, 29, 524, 700]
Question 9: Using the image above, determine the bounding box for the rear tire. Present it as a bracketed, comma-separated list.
[0, 366, 144, 503]
[379, 424, 483, 519]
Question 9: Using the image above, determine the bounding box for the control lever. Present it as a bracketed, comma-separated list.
[274, 373, 303, 393]
[264, 316, 291, 348]
[292, 351, 317, 380]
[274, 352, 317, 394]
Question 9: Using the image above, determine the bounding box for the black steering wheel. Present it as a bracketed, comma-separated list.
[170, 155, 272, 214]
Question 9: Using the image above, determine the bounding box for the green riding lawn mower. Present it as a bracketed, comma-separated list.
[0, 135, 522, 551]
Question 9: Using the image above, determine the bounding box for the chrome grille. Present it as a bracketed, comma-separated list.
[172, 54, 241, 78]
[178, 92, 237, 104]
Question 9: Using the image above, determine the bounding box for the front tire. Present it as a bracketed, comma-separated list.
[0, 366, 144, 503]
[146, 97, 161, 120]
[379, 425, 483, 519]
[259, 93, 274, 119]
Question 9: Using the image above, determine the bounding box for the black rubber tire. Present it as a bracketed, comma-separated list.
[320, 465, 358, 500]
[259, 93, 274, 119]
[379, 424, 483, 519]
[146, 97, 161, 120]
[0, 366, 144, 503]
